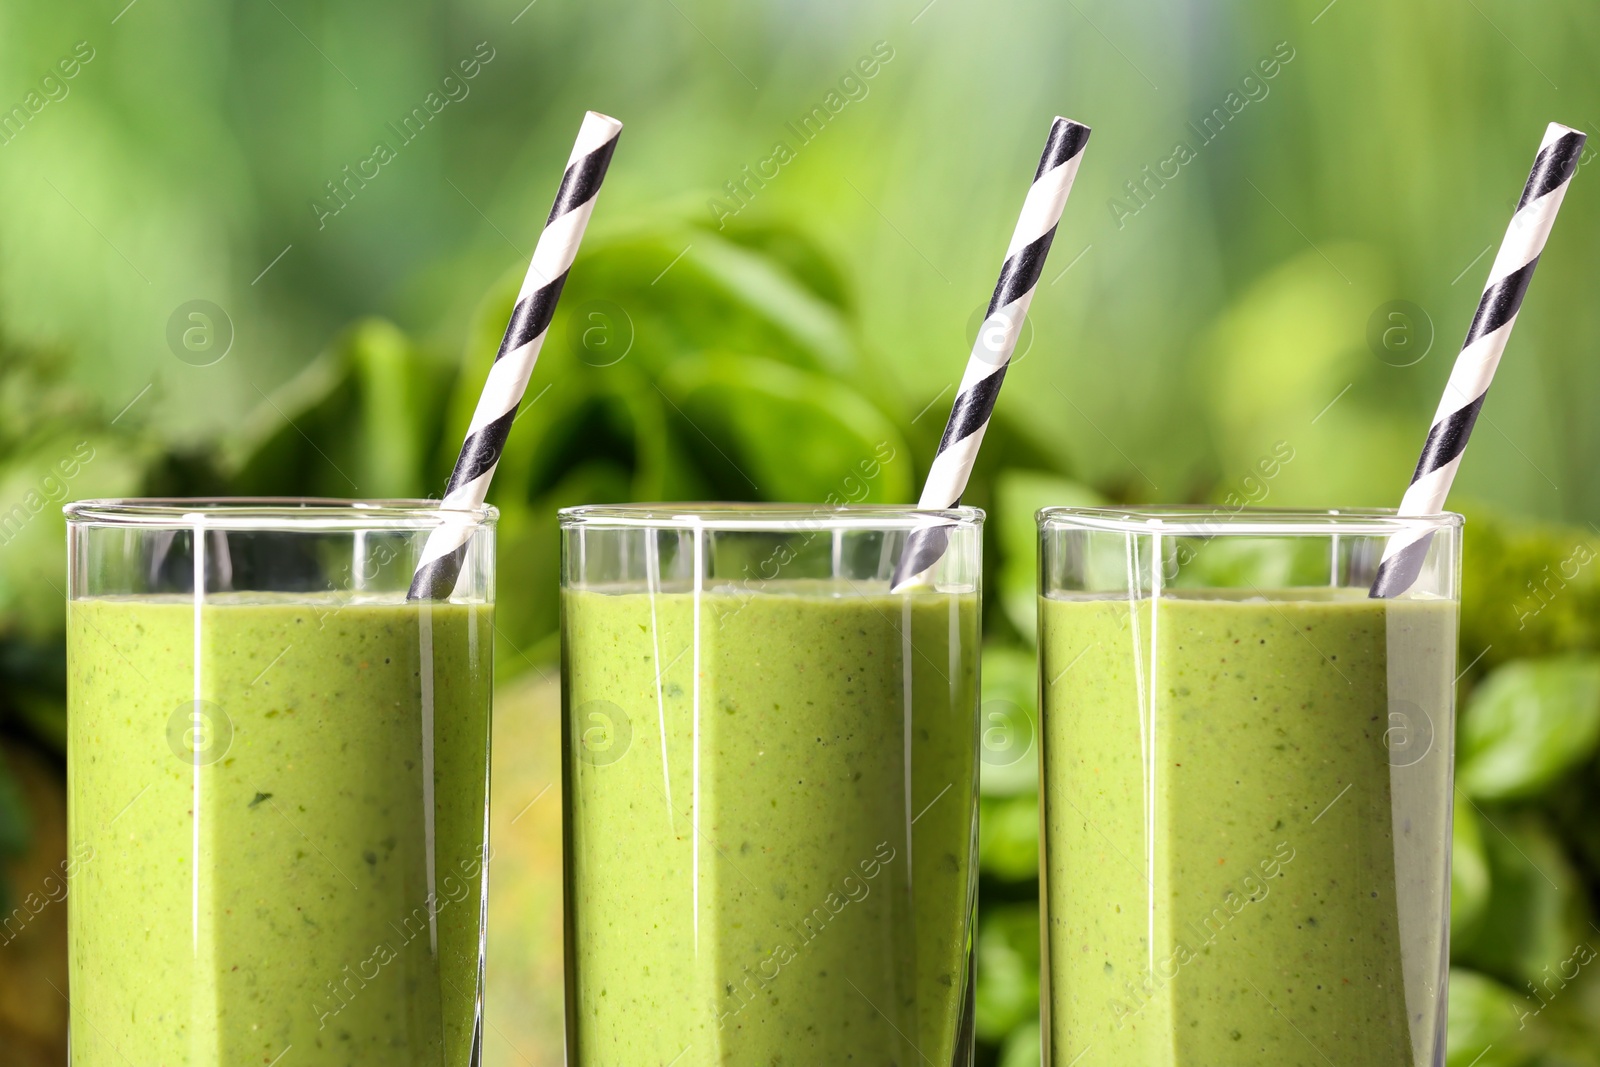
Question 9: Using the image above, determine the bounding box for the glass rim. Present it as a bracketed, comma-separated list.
[63, 497, 498, 530]
[1038, 505, 1464, 537]
[559, 502, 983, 532]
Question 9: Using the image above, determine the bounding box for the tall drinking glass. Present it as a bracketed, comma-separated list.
[1037, 507, 1461, 1067]
[561, 504, 983, 1066]
[65, 499, 495, 1066]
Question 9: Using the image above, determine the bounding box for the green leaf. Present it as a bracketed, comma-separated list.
[0, 432, 146, 643]
[1455, 809, 1592, 990]
[226, 318, 454, 498]
[1458, 505, 1600, 670]
[1446, 968, 1544, 1067]
[974, 902, 1040, 1043]
[1458, 657, 1600, 801]
[439, 224, 882, 523]
[980, 644, 1039, 797]
[997, 1020, 1042, 1067]
[1452, 790, 1492, 951]
[994, 471, 1102, 644]
[660, 354, 910, 504]
[715, 219, 853, 316]
[687, 233, 857, 377]
[348, 319, 445, 498]
[978, 793, 1039, 883]
[1537, 962, 1600, 1066]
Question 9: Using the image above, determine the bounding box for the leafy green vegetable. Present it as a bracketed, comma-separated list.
[1455, 808, 1593, 990]
[207, 223, 919, 670]
[1447, 968, 1543, 1067]
[659, 354, 910, 504]
[997, 1021, 1042, 1067]
[1459, 507, 1600, 671]
[225, 318, 457, 498]
[1535, 962, 1600, 1067]
[979, 793, 1040, 883]
[974, 902, 1040, 1043]
[1458, 658, 1600, 802]
[0, 339, 148, 757]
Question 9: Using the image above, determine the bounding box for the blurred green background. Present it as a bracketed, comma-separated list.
[2, 0, 1600, 1063]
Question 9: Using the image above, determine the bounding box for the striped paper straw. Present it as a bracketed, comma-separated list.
[1371, 121, 1585, 599]
[890, 116, 1091, 590]
[410, 110, 623, 600]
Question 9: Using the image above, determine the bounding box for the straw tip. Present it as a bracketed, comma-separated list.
[1545, 121, 1587, 146]
[1040, 117, 1092, 172]
[582, 111, 625, 136]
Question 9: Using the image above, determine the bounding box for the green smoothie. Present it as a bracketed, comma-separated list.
[1040, 589, 1454, 1067]
[562, 580, 979, 1065]
[68, 593, 492, 1066]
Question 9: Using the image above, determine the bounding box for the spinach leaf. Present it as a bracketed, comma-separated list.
[1446, 968, 1543, 1067]
[226, 318, 455, 499]
[997, 1022, 1042, 1067]
[1458, 658, 1600, 802]
[1454, 808, 1592, 990]
[660, 354, 909, 504]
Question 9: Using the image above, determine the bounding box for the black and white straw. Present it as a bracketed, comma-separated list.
[1371, 121, 1585, 598]
[410, 111, 622, 600]
[891, 116, 1091, 590]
